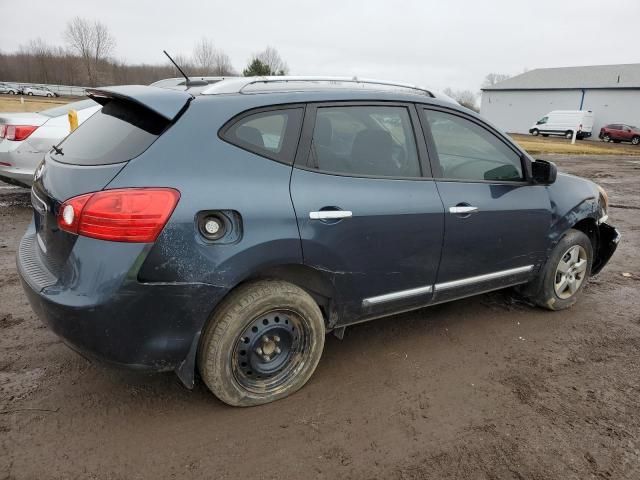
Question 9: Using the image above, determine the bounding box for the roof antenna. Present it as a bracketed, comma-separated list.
[163, 50, 207, 87]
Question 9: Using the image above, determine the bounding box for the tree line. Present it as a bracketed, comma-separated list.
[0, 16, 514, 109]
[0, 17, 289, 87]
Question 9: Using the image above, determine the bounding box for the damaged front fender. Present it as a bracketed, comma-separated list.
[592, 222, 621, 275]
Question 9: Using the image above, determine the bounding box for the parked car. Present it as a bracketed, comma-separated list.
[529, 110, 594, 139]
[0, 83, 22, 95]
[22, 85, 58, 97]
[0, 99, 101, 186]
[17, 77, 619, 407]
[599, 124, 640, 145]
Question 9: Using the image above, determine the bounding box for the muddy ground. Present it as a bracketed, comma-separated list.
[1, 155, 639, 479]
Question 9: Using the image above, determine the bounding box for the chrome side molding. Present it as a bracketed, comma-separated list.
[362, 285, 432, 307]
[434, 265, 534, 291]
[361, 265, 534, 307]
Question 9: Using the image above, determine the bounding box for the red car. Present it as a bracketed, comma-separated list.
[599, 124, 640, 145]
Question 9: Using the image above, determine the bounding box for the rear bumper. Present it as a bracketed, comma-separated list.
[0, 142, 42, 187]
[17, 225, 227, 371]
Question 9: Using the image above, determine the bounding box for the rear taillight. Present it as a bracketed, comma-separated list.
[57, 188, 180, 243]
[5, 125, 38, 141]
[0, 125, 6, 139]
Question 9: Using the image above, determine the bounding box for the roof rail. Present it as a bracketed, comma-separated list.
[200, 76, 435, 97]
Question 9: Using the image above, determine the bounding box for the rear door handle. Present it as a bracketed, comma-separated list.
[449, 206, 479, 214]
[309, 210, 353, 220]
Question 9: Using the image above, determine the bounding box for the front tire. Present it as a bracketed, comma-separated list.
[602, 134, 611, 142]
[565, 130, 573, 139]
[525, 229, 593, 310]
[531, 129, 539, 136]
[198, 280, 325, 406]
[632, 136, 640, 145]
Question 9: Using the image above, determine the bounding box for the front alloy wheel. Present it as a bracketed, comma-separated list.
[522, 229, 593, 310]
[632, 136, 640, 145]
[554, 245, 588, 299]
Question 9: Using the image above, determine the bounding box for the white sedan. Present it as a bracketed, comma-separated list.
[0, 99, 101, 186]
[22, 86, 58, 97]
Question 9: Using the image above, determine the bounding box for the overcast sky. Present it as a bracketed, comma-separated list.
[1, 0, 639, 92]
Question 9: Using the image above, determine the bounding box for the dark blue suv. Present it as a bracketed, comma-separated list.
[17, 77, 620, 406]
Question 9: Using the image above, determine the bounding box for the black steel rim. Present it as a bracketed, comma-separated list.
[232, 309, 310, 394]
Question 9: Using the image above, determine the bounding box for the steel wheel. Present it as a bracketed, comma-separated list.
[232, 309, 310, 394]
[554, 245, 588, 299]
[565, 131, 573, 139]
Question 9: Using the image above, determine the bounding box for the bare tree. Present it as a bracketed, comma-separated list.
[24, 39, 53, 83]
[193, 38, 235, 76]
[254, 46, 288, 76]
[64, 17, 115, 86]
[443, 88, 479, 112]
[482, 73, 510, 89]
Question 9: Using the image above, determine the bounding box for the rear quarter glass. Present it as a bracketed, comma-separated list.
[51, 99, 169, 166]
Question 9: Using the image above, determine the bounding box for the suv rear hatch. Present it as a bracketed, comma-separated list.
[28, 86, 192, 283]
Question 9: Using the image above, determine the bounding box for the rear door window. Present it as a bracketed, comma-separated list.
[52, 99, 169, 165]
[221, 108, 303, 164]
[307, 105, 421, 178]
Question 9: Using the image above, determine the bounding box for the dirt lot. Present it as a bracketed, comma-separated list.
[1, 155, 639, 479]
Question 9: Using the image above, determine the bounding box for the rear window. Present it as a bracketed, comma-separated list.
[52, 99, 169, 165]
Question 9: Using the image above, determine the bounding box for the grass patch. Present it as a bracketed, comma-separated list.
[0, 95, 74, 113]
[509, 133, 640, 156]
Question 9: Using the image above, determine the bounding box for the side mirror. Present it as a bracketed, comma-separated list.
[532, 159, 557, 184]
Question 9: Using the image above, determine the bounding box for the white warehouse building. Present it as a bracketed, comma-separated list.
[480, 64, 640, 140]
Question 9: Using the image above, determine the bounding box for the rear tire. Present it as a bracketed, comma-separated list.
[523, 229, 593, 311]
[565, 130, 573, 139]
[198, 280, 325, 407]
[27, 92, 33, 96]
[542, 134, 549, 137]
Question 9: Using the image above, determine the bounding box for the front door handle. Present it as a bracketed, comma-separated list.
[449, 205, 479, 214]
[309, 210, 353, 220]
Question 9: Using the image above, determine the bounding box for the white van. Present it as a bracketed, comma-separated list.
[529, 110, 594, 139]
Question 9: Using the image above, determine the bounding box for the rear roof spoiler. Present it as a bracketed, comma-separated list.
[86, 85, 192, 120]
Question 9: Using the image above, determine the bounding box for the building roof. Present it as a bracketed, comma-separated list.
[483, 64, 640, 91]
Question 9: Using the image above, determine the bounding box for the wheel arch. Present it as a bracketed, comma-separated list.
[571, 217, 598, 254]
[239, 263, 337, 327]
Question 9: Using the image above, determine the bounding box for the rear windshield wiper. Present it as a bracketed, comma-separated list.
[52, 145, 64, 155]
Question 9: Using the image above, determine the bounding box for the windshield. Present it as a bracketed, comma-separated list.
[39, 99, 98, 118]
